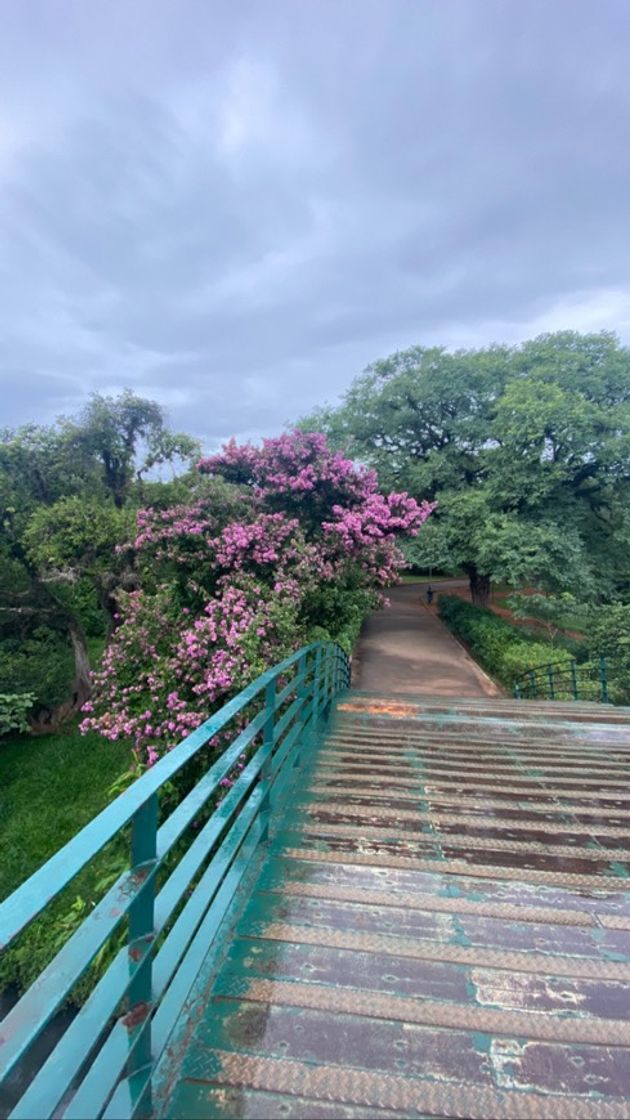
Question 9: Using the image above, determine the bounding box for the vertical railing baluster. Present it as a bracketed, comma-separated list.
[323, 643, 331, 712]
[127, 792, 158, 1115]
[547, 664, 555, 700]
[570, 660, 578, 701]
[294, 650, 309, 769]
[528, 670, 536, 698]
[599, 656, 609, 704]
[260, 679, 276, 841]
[311, 645, 322, 737]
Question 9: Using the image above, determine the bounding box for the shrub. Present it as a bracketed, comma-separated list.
[0, 692, 35, 736]
[83, 432, 434, 764]
[0, 627, 74, 712]
[438, 596, 572, 687]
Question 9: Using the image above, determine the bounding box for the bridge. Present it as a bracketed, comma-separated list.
[2, 588, 630, 1119]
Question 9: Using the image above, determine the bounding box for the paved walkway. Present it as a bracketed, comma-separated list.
[352, 583, 501, 697]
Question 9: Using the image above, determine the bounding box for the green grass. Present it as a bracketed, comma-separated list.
[0, 723, 130, 901]
[398, 571, 455, 584]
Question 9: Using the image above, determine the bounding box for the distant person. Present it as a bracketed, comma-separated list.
[426, 585, 434, 605]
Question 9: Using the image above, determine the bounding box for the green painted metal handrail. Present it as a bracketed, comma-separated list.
[0, 640, 350, 1120]
[513, 655, 624, 704]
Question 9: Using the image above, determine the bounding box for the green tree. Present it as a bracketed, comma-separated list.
[306, 332, 630, 606]
[0, 391, 199, 728]
[63, 389, 199, 508]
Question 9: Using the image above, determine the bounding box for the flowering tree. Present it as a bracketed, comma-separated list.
[82, 431, 433, 763]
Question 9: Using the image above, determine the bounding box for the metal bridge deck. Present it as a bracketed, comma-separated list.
[158, 694, 630, 1119]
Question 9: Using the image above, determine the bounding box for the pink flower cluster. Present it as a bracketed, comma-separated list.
[83, 431, 432, 764]
[199, 430, 378, 506]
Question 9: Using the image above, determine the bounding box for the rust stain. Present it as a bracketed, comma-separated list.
[122, 1000, 152, 1030]
[337, 700, 419, 718]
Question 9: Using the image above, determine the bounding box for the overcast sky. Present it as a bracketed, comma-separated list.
[1, 1, 630, 447]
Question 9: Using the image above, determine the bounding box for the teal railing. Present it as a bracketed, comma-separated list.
[513, 655, 627, 704]
[0, 641, 350, 1120]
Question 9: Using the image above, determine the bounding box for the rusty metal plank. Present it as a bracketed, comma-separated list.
[299, 818, 630, 863]
[229, 977, 630, 1046]
[261, 878, 599, 927]
[308, 783, 630, 818]
[283, 845, 629, 890]
[243, 921, 630, 981]
[182, 1048, 630, 1119]
[305, 801, 630, 840]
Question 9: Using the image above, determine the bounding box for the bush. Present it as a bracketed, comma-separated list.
[0, 692, 35, 736]
[0, 627, 74, 712]
[438, 596, 572, 687]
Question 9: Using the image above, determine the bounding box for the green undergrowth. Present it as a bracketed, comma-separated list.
[438, 595, 574, 689]
[0, 722, 131, 994]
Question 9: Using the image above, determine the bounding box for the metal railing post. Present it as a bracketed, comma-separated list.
[323, 643, 331, 713]
[527, 670, 536, 698]
[294, 650, 309, 768]
[599, 657, 609, 704]
[127, 792, 158, 1114]
[311, 645, 322, 737]
[570, 660, 578, 701]
[547, 664, 556, 700]
[259, 678, 276, 841]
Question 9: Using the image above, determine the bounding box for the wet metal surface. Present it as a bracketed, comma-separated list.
[160, 697, 630, 1119]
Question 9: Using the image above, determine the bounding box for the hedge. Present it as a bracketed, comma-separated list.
[438, 595, 572, 688]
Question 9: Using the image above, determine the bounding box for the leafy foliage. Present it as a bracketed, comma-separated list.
[0, 627, 74, 712]
[306, 331, 630, 605]
[0, 391, 200, 724]
[582, 604, 630, 676]
[83, 431, 431, 762]
[0, 722, 129, 991]
[505, 592, 581, 646]
[0, 693, 35, 736]
[438, 595, 572, 687]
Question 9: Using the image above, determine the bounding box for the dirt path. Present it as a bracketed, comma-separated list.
[352, 583, 501, 697]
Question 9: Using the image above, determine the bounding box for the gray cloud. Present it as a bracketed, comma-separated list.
[1, 0, 630, 446]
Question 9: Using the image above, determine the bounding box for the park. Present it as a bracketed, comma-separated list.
[2, 330, 630, 1118]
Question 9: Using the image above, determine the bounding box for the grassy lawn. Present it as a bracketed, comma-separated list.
[398, 571, 456, 584]
[0, 723, 130, 901]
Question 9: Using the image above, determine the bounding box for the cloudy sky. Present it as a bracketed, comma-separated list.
[1, 1, 630, 447]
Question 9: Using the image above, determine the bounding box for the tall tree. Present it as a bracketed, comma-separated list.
[305, 332, 630, 606]
[0, 391, 199, 728]
[63, 389, 199, 508]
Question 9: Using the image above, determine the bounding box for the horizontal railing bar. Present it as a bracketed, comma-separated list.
[8, 946, 138, 1120]
[155, 703, 269, 857]
[274, 665, 308, 709]
[152, 789, 264, 998]
[271, 715, 309, 783]
[151, 813, 265, 1058]
[120, 820, 266, 1120]
[65, 789, 267, 1120]
[272, 691, 309, 748]
[101, 1079, 133, 1120]
[0, 644, 322, 947]
[7, 738, 277, 1116]
[0, 710, 275, 1081]
[80, 703, 317, 1118]
[0, 862, 156, 1086]
[2, 641, 349, 1119]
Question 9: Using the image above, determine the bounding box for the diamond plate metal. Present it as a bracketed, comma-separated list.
[190, 1049, 630, 1119]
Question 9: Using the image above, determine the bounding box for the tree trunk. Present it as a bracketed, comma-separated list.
[68, 618, 92, 708]
[469, 570, 491, 608]
[29, 612, 93, 733]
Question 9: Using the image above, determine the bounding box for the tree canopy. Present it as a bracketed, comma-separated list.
[82, 431, 430, 762]
[306, 331, 630, 604]
[0, 391, 199, 725]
